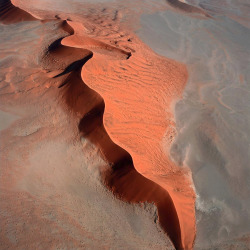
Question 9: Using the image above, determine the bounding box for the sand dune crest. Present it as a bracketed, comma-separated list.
[1, 3, 196, 249]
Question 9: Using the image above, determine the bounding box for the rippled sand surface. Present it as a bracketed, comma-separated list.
[1, 0, 250, 249]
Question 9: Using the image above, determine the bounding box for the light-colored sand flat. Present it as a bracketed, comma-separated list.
[0, 110, 18, 131]
[137, 2, 250, 248]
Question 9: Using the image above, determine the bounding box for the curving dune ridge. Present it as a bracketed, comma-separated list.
[0, 1, 196, 249]
[41, 20, 185, 249]
[0, 0, 36, 24]
[47, 19, 196, 249]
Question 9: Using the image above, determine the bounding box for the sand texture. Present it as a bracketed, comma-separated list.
[0, 1, 197, 249]
[1, 0, 250, 249]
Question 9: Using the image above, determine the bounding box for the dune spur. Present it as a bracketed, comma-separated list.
[1, 2, 196, 249]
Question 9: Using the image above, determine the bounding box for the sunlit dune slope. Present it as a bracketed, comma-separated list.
[52, 19, 196, 249]
[0, 1, 197, 249]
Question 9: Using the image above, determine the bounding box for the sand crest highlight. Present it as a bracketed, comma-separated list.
[44, 19, 196, 249]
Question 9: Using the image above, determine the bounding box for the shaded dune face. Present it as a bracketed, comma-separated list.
[0, 0, 36, 24]
[76, 19, 196, 249]
[1, 2, 196, 249]
[43, 21, 195, 249]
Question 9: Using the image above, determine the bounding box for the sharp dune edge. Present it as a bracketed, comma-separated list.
[0, 0, 37, 24]
[0, 1, 197, 249]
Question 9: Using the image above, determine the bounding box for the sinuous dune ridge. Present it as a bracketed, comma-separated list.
[0, 1, 196, 249]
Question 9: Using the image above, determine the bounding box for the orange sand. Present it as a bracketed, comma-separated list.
[0, 0, 36, 24]
[59, 19, 196, 249]
[0, 2, 196, 249]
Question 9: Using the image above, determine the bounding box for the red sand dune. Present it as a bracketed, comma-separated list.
[41, 30, 184, 249]
[1, 2, 196, 249]
[47, 19, 196, 249]
[0, 0, 37, 24]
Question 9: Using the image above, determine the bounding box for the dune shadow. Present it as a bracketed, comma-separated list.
[0, 0, 37, 24]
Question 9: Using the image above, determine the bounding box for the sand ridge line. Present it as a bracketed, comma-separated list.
[1, 2, 196, 248]
[41, 20, 182, 249]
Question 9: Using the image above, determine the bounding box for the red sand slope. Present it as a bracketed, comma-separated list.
[0, 2, 196, 249]
[0, 0, 36, 24]
[47, 19, 196, 249]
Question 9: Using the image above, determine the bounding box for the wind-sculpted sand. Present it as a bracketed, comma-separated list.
[44, 19, 196, 249]
[0, 0, 37, 24]
[0, 1, 197, 249]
